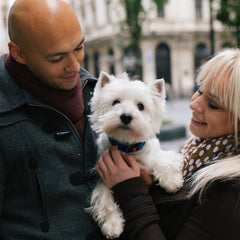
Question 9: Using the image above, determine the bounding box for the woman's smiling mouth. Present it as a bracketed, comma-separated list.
[191, 116, 207, 125]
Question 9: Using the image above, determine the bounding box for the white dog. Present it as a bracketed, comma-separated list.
[87, 71, 183, 239]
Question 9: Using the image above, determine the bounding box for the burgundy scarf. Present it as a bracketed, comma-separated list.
[5, 54, 85, 139]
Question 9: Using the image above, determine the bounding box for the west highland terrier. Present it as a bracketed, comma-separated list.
[87, 71, 183, 239]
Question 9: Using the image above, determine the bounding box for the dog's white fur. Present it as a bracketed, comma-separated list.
[87, 71, 183, 238]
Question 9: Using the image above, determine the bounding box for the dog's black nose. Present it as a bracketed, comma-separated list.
[120, 113, 132, 125]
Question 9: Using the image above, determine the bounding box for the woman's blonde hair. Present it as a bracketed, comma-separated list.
[189, 48, 240, 200]
[196, 48, 240, 141]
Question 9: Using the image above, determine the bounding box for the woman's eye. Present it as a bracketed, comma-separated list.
[209, 103, 220, 110]
[137, 103, 144, 111]
[112, 100, 120, 106]
[198, 90, 203, 95]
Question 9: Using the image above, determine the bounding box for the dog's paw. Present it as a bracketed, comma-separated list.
[161, 176, 184, 193]
[157, 171, 184, 193]
[101, 212, 125, 239]
[153, 166, 184, 193]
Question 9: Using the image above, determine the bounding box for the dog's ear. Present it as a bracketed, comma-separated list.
[98, 71, 111, 88]
[152, 78, 166, 99]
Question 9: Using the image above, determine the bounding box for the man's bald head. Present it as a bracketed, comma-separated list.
[8, 0, 81, 50]
[7, 0, 85, 91]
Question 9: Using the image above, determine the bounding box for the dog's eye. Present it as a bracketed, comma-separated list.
[137, 103, 144, 111]
[112, 100, 120, 106]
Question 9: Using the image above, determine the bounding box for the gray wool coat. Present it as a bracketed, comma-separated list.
[0, 54, 103, 240]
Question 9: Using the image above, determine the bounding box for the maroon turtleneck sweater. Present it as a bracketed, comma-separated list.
[5, 54, 85, 140]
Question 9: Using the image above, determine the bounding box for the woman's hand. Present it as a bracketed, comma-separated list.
[96, 146, 140, 188]
[140, 169, 153, 186]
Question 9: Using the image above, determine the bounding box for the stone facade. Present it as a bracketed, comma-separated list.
[0, 0, 11, 55]
[0, 0, 235, 97]
[74, 0, 234, 97]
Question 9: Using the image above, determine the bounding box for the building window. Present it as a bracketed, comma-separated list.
[123, 47, 142, 79]
[155, 43, 171, 85]
[195, 0, 202, 20]
[80, 4, 85, 22]
[106, 0, 111, 23]
[221, 42, 233, 49]
[91, 0, 97, 25]
[83, 53, 89, 71]
[2, 3, 8, 27]
[70, 0, 74, 7]
[194, 43, 210, 92]
[94, 52, 99, 77]
[194, 43, 210, 70]
[157, 4, 165, 18]
[108, 48, 115, 75]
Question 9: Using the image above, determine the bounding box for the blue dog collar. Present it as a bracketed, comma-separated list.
[108, 137, 146, 153]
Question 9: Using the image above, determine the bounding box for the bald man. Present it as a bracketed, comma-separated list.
[0, 0, 102, 239]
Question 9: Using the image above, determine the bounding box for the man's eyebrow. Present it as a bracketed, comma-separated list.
[44, 37, 85, 59]
[75, 37, 85, 49]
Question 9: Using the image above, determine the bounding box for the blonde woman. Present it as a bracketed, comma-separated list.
[97, 49, 240, 240]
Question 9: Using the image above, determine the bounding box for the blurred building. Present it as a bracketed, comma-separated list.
[0, 0, 234, 97]
[71, 0, 234, 97]
[0, 0, 11, 55]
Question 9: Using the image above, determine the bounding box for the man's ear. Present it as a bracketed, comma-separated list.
[8, 42, 26, 64]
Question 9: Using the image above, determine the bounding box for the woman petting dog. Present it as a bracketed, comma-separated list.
[96, 48, 240, 239]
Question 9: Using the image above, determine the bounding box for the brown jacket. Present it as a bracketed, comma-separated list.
[112, 177, 240, 240]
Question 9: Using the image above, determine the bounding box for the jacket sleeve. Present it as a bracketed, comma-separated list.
[112, 177, 167, 240]
[112, 178, 240, 240]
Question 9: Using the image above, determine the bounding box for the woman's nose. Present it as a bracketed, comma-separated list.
[189, 92, 203, 113]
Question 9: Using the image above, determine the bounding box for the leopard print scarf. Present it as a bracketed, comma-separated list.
[180, 134, 240, 179]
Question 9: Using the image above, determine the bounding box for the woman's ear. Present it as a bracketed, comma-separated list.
[8, 41, 26, 64]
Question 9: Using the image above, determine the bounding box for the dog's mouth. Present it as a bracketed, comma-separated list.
[120, 124, 131, 130]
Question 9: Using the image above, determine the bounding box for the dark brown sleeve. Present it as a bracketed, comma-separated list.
[112, 178, 240, 240]
[112, 177, 166, 240]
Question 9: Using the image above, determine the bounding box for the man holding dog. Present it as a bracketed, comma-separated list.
[0, 0, 102, 239]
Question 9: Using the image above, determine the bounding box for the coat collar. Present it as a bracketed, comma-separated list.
[0, 54, 38, 113]
[0, 54, 96, 114]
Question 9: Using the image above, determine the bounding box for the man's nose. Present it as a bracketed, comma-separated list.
[64, 53, 81, 72]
